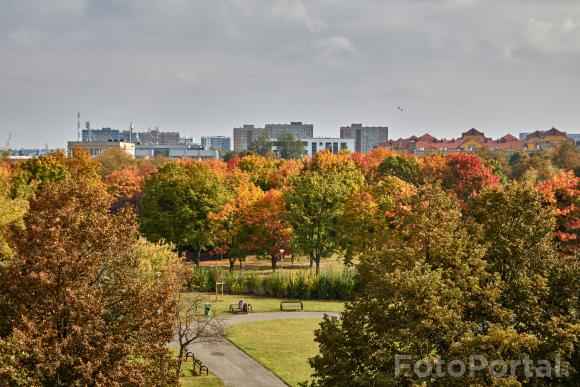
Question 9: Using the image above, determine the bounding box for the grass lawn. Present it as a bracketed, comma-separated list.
[181, 293, 345, 315]
[173, 350, 223, 387]
[226, 319, 323, 387]
[179, 368, 223, 387]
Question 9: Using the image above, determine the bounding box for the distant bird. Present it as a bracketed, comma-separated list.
[395, 106, 403, 112]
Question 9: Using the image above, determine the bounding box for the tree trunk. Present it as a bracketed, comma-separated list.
[176, 346, 184, 377]
[229, 258, 235, 272]
[315, 255, 320, 275]
[271, 255, 277, 271]
[239, 259, 242, 270]
[195, 246, 202, 267]
[309, 252, 314, 268]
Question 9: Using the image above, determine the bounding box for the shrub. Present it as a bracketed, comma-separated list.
[189, 267, 358, 300]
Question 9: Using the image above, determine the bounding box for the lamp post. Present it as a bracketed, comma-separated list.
[279, 249, 285, 272]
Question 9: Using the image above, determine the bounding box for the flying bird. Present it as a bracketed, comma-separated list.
[395, 106, 403, 112]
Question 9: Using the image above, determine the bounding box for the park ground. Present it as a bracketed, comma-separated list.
[179, 255, 347, 385]
[226, 319, 323, 387]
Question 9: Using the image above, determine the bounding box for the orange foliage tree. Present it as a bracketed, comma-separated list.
[0, 178, 180, 385]
[537, 171, 580, 254]
[243, 189, 293, 270]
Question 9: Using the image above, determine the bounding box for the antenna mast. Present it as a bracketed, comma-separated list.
[77, 112, 81, 141]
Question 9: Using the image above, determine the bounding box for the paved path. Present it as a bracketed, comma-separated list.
[172, 311, 340, 387]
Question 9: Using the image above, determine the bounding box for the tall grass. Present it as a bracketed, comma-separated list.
[190, 267, 359, 300]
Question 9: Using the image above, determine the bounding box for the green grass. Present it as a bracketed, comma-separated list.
[226, 319, 322, 387]
[182, 293, 345, 315]
[173, 349, 223, 386]
[179, 368, 223, 387]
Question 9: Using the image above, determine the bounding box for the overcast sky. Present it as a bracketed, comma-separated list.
[1, 0, 580, 148]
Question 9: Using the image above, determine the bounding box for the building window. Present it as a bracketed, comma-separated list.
[312, 142, 317, 154]
[340, 142, 347, 150]
[332, 142, 338, 153]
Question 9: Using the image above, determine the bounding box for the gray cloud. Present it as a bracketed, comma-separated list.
[1, 0, 580, 148]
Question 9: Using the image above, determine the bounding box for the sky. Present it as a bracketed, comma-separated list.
[1, 0, 580, 148]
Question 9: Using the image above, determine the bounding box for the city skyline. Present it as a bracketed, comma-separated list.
[2, 1, 580, 148]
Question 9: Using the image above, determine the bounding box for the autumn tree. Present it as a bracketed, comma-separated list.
[140, 161, 229, 264]
[0, 170, 27, 259]
[420, 152, 446, 183]
[210, 171, 263, 271]
[337, 176, 414, 265]
[537, 171, 580, 254]
[237, 154, 279, 190]
[443, 152, 500, 204]
[96, 147, 138, 177]
[104, 166, 154, 212]
[243, 189, 293, 270]
[0, 178, 180, 385]
[350, 147, 391, 182]
[13, 151, 69, 190]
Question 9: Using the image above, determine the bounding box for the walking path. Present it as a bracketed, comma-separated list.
[171, 311, 340, 387]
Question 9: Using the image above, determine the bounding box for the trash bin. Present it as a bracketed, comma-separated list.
[204, 303, 212, 317]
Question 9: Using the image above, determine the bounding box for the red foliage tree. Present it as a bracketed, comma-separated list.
[444, 153, 500, 203]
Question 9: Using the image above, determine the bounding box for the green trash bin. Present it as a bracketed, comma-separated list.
[204, 303, 212, 317]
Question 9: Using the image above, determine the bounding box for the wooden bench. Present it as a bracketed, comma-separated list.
[229, 303, 252, 313]
[280, 300, 303, 311]
[193, 359, 209, 376]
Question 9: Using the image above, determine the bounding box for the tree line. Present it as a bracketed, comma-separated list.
[0, 143, 578, 384]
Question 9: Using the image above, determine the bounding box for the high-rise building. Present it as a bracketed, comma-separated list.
[340, 123, 388, 153]
[233, 122, 314, 152]
[265, 122, 314, 140]
[201, 136, 231, 152]
[137, 128, 180, 145]
[82, 127, 127, 143]
[81, 127, 182, 145]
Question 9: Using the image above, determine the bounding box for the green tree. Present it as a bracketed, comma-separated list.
[249, 131, 273, 157]
[285, 170, 360, 274]
[310, 184, 579, 385]
[277, 132, 305, 159]
[0, 178, 180, 385]
[551, 141, 580, 174]
[377, 154, 420, 184]
[139, 161, 229, 264]
[510, 152, 560, 183]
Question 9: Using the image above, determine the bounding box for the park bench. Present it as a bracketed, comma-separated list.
[193, 359, 209, 376]
[184, 347, 195, 362]
[280, 300, 303, 311]
[229, 303, 252, 313]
